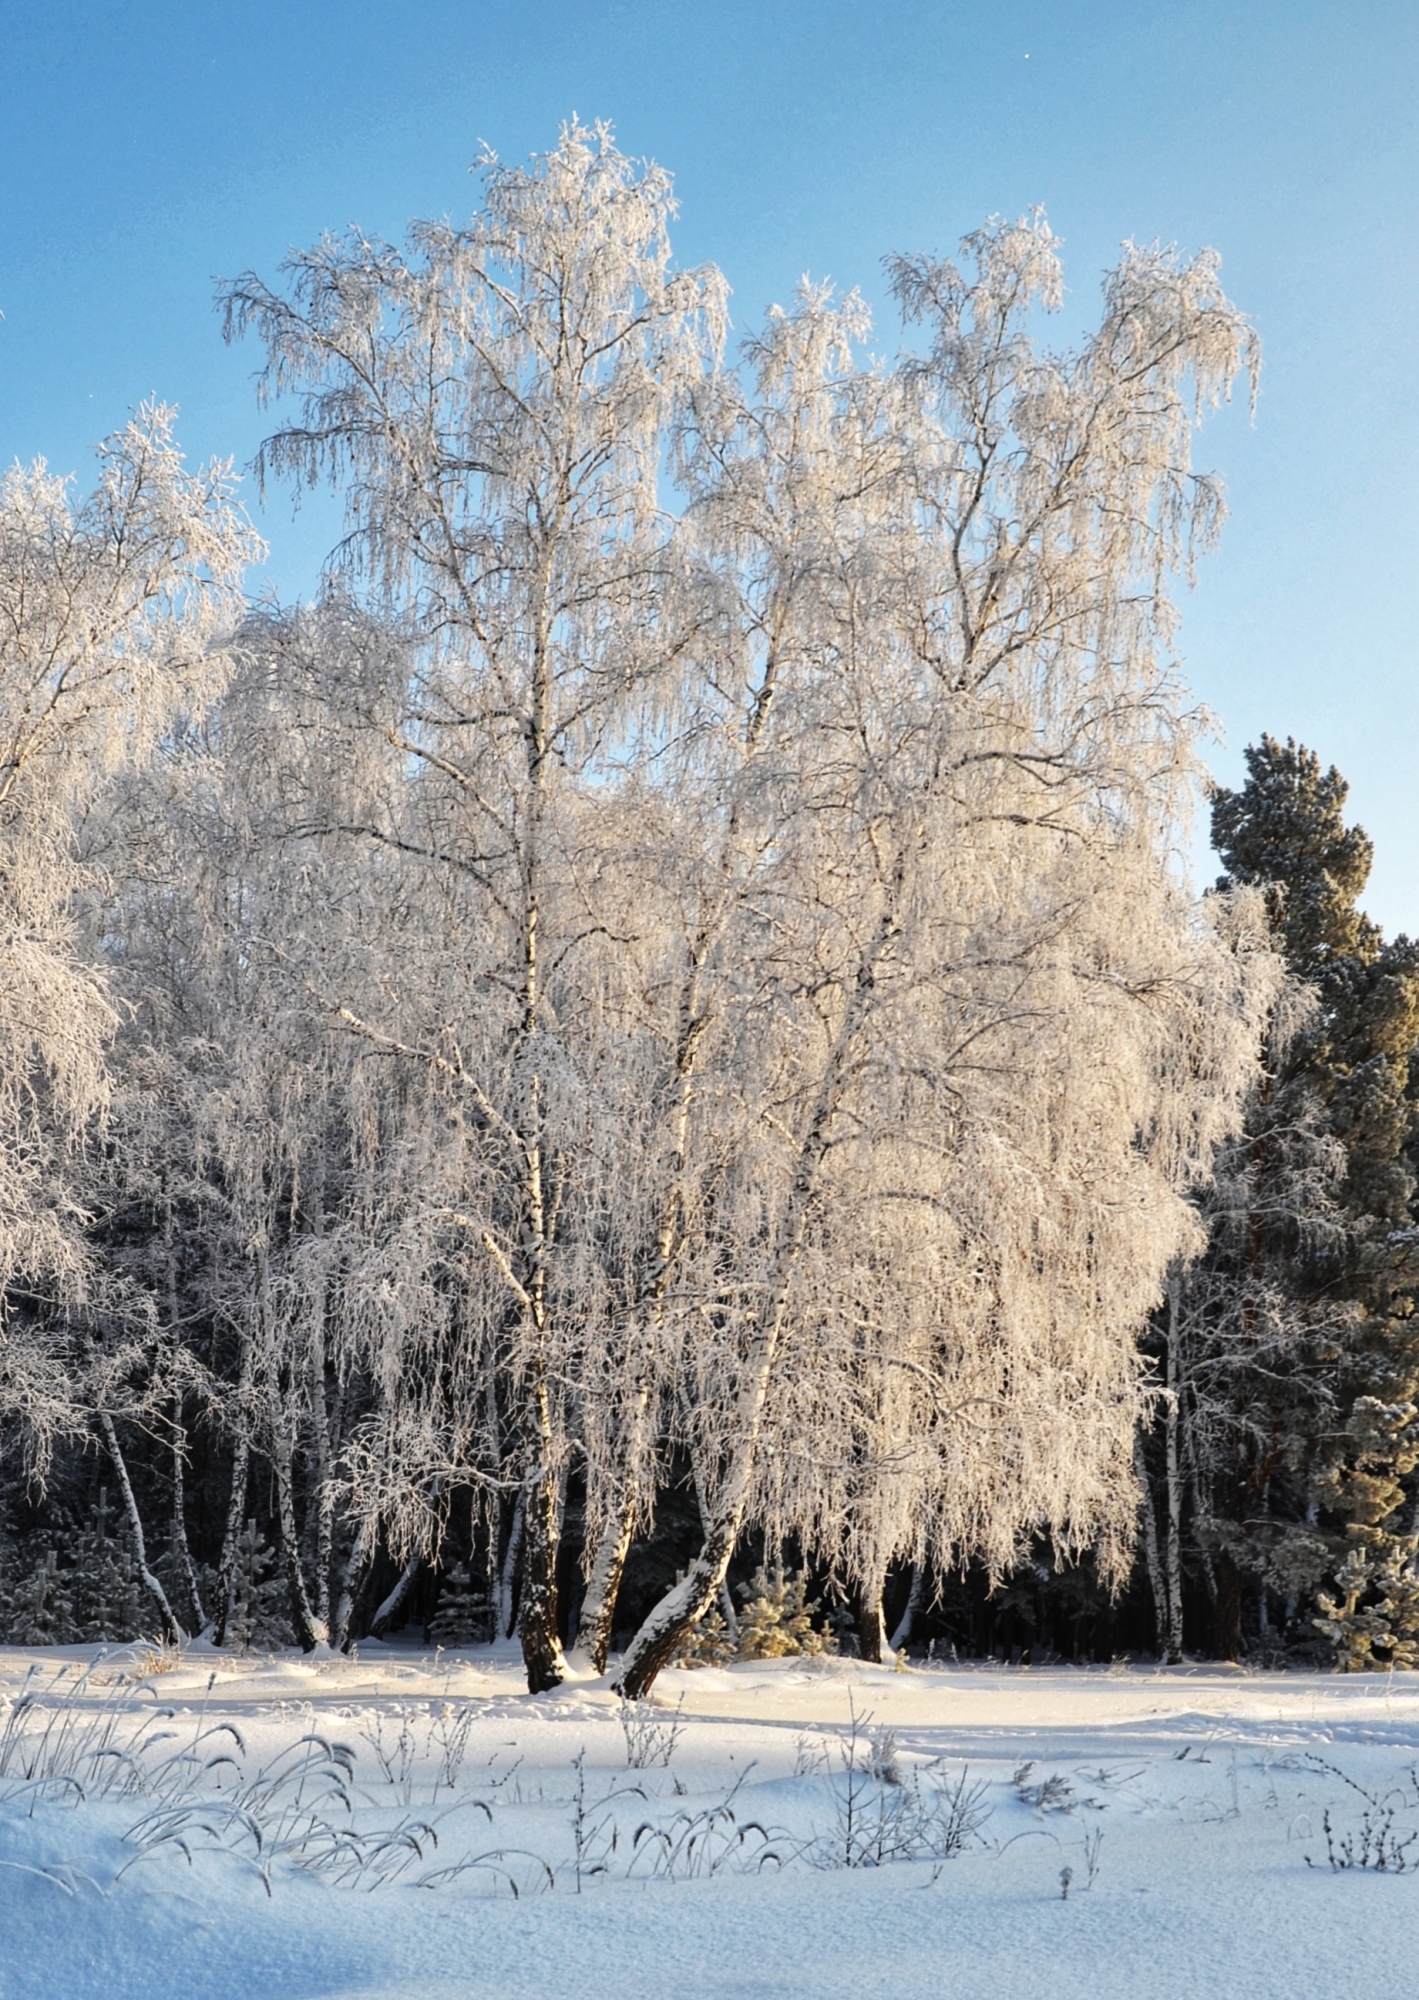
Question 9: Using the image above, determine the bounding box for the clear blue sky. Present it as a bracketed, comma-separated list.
[2, 1, 1415, 928]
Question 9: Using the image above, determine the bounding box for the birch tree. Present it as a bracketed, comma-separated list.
[612, 217, 1272, 1694]
[0, 406, 258, 1483]
[221, 126, 1277, 1694]
[221, 122, 726, 1688]
[96, 599, 474, 1649]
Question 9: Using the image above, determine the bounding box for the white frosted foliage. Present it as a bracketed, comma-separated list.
[159, 127, 1285, 1690]
[0, 407, 258, 1463]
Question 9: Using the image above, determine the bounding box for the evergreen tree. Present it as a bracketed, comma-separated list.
[733, 1567, 836, 1661]
[0, 1546, 76, 1646]
[69, 1488, 145, 1642]
[1210, 737, 1419, 1666]
[1148, 1058, 1348, 1660]
[223, 1521, 292, 1651]
[428, 1564, 495, 1649]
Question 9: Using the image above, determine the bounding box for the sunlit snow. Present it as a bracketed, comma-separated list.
[1, 1640, 1414, 1999]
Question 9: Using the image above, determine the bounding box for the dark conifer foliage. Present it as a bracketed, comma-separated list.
[1213, 740, 1419, 1667]
[1130, 737, 1419, 1666]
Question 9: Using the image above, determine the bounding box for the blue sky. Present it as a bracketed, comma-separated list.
[2, 1, 1415, 927]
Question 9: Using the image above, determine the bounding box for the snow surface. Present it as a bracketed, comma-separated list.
[1, 1640, 1416, 1999]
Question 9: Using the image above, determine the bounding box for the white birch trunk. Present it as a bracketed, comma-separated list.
[98, 1409, 185, 1645]
[889, 1559, 926, 1654]
[617, 892, 902, 1697]
[1163, 1276, 1185, 1662]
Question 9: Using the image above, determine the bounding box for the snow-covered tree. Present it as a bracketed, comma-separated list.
[220, 124, 727, 1687]
[217, 126, 1277, 1695]
[1210, 737, 1419, 1666]
[1134, 959, 1350, 1661]
[610, 219, 1274, 1690]
[94, 598, 471, 1649]
[0, 406, 258, 1491]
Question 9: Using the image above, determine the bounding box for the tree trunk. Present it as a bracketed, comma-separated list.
[98, 1409, 185, 1645]
[369, 1550, 420, 1637]
[312, 1389, 338, 1637]
[1163, 1277, 1185, 1662]
[272, 1427, 326, 1650]
[614, 1489, 746, 1699]
[889, 1559, 926, 1654]
[212, 1318, 256, 1647]
[689, 1449, 739, 1641]
[211, 1429, 249, 1646]
[1134, 1431, 1168, 1659]
[331, 1511, 376, 1651]
[574, 1386, 654, 1671]
[574, 1495, 635, 1672]
[519, 1436, 566, 1691]
[169, 1398, 205, 1637]
[509, 593, 567, 1698]
[859, 1592, 888, 1664]
[163, 1222, 204, 1635]
[858, 1549, 889, 1662]
[498, 1495, 524, 1638]
[308, 1187, 336, 1637]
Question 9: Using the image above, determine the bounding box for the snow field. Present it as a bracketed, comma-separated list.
[1, 1643, 1416, 1999]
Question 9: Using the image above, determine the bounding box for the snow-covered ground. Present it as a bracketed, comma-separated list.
[1, 1640, 1415, 1999]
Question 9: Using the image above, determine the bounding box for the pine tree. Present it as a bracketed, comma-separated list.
[428, 1564, 495, 1649]
[0, 1546, 76, 1645]
[1211, 737, 1419, 1666]
[733, 1567, 836, 1660]
[69, 1488, 145, 1642]
[223, 1521, 292, 1651]
[1140, 975, 1351, 1662]
[673, 1602, 736, 1668]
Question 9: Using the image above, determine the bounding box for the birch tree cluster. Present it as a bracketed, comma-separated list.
[3, 122, 1364, 1687]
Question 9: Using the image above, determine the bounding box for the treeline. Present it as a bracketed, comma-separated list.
[0, 125, 1413, 1685]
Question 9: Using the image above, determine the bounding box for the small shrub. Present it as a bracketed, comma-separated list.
[735, 1568, 835, 1661]
[1303, 1757, 1419, 1872]
[129, 1637, 185, 1677]
[1013, 1762, 1077, 1811]
[809, 1700, 990, 1868]
[619, 1694, 685, 1769]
